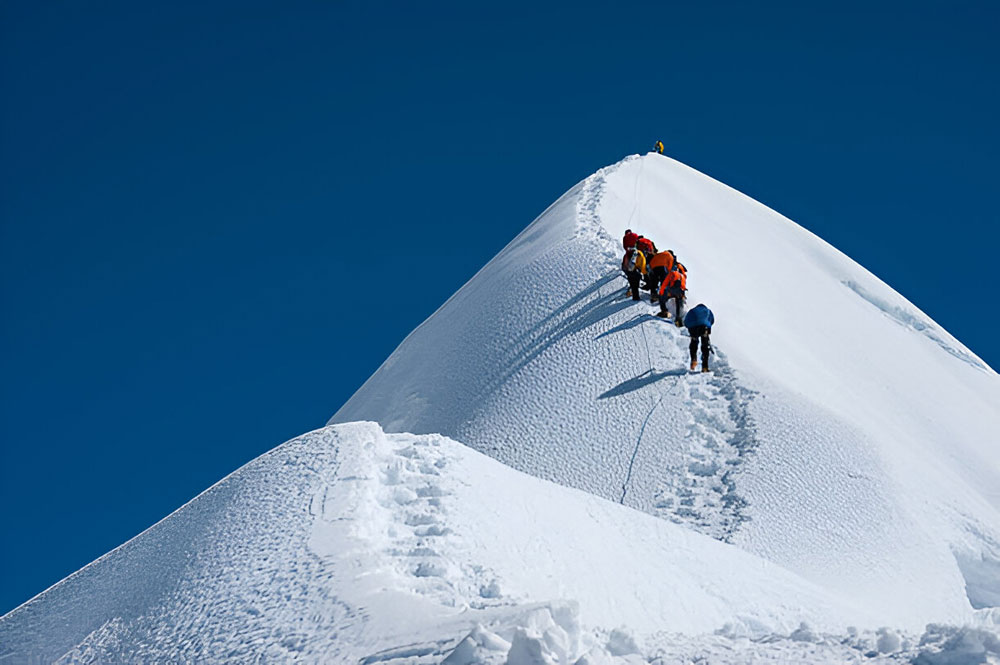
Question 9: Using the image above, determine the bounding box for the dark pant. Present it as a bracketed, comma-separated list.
[624, 270, 642, 300]
[660, 287, 685, 319]
[688, 325, 711, 367]
[648, 266, 667, 301]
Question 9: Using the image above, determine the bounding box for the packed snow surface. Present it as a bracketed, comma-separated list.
[3, 153, 999, 663]
[5, 423, 996, 664]
[334, 154, 1000, 629]
[0, 422, 892, 663]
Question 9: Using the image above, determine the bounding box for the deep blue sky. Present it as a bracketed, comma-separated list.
[1, 0, 996, 614]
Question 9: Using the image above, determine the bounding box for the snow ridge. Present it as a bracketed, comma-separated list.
[650, 346, 760, 542]
[595, 312, 760, 541]
[0, 422, 904, 663]
[842, 278, 990, 372]
[333, 152, 1000, 630]
[4, 427, 357, 663]
[576, 158, 761, 540]
[586, 314, 758, 539]
[375, 432, 506, 609]
[5, 153, 999, 663]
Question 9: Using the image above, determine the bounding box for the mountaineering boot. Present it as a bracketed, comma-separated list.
[625, 288, 633, 298]
[690, 360, 697, 371]
[702, 361, 710, 373]
[675, 319, 684, 328]
[656, 310, 670, 319]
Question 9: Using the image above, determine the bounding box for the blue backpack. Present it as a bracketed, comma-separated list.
[684, 304, 714, 330]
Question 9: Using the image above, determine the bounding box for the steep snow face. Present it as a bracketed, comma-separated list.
[333, 154, 1000, 630]
[5, 155, 999, 663]
[0, 423, 875, 664]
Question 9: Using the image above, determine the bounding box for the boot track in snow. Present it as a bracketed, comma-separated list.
[578, 161, 760, 543]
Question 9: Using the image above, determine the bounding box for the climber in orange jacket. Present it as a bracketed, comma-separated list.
[647, 250, 677, 304]
[657, 266, 687, 325]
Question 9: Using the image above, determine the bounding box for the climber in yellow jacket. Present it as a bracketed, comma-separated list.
[621, 246, 647, 301]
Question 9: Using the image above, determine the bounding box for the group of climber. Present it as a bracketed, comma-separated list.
[621, 230, 689, 318]
[621, 229, 714, 372]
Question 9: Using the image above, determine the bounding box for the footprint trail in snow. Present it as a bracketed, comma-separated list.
[581, 160, 759, 543]
[627, 317, 758, 541]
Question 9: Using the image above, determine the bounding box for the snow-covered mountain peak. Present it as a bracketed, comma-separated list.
[3, 153, 998, 664]
[333, 152, 1000, 628]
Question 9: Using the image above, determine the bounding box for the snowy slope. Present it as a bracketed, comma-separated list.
[333, 153, 1000, 630]
[0, 422, 887, 664]
[4, 153, 999, 664]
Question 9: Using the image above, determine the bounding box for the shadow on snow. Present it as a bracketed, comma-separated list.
[594, 312, 661, 340]
[598, 368, 687, 399]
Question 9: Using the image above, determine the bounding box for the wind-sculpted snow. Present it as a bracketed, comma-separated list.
[842, 278, 989, 372]
[1, 422, 894, 664]
[6, 154, 1000, 663]
[1, 427, 355, 663]
[334, 153, 1000, 631]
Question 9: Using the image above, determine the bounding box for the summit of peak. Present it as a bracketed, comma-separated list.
[4, 153, 997, 663]
[333, 151, 1000, 627]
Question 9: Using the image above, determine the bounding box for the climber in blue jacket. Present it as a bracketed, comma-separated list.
[683, 304, 714, 372]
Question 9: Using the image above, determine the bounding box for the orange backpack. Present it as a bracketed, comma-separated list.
[659, 269, 687, 295]
[650, 250, 676, 271]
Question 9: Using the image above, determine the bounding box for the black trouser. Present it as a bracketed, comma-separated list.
[660, 287, 685, 319]
[648, 266, 667, 301]
[624, 270, 642, 300]
[688, 325, 711, 367]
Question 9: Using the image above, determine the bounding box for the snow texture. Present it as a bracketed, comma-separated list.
[3, 153, 999, 663]
[334, 153, 1000, 631]
[0, 423, 889, 663]
[6, 422, 996, 664]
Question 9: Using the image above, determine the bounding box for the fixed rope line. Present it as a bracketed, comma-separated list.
[620, 393, 662, 504]
[621, 316, 659, 504]
[639, 314, 653, 374]
[619, 361, 686, 505]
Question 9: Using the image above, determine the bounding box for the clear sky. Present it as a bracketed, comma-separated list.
[1, 0, 996, 614]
